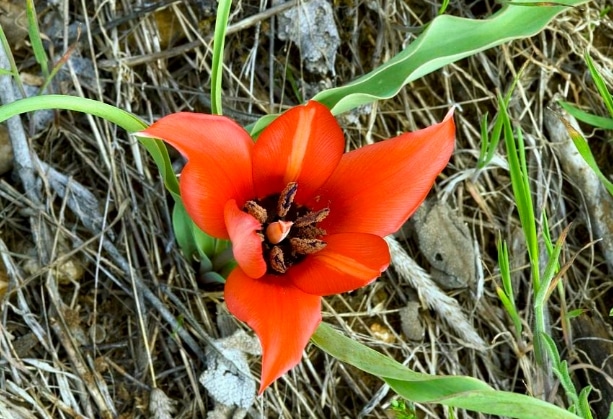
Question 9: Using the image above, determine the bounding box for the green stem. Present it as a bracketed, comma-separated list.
[210, 0, 233, 115]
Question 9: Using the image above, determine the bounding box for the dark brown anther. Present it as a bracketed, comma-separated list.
[297, 225, 326, 239]
[294, 208, 330, 227]
[290, 238, 327, 255]
[270, 246, 287, 273]
[244, 200, 268, 224]
[277, 182, 298, 218]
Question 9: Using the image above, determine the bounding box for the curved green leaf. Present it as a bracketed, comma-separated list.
[0, 94, 146, 131]
[312, 323, 581, 419]
[312, 0, 588, 116]
[0, 94, 180, 197]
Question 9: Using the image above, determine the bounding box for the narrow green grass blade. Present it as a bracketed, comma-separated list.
[541, 212, 560, 273]
[584, 52, 613, 118]
[25, 0, 49, 79]
[559, 101, 613, 130]
[497, 239, 523, 338]
[0, 25, 26, 97]
[477, 113, 490, 167]
[438, 0, 450, 15]
[211, 0, 233, 115]
[496, 287, 523, 338]
[501, 101, 539, 289]
[559, 116, 613, 196]
[535, 225, 569, 308]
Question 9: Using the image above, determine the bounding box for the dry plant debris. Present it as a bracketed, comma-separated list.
[0, 0, 612, 418]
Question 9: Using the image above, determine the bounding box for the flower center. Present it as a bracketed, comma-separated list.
[242, 182, 329, 274]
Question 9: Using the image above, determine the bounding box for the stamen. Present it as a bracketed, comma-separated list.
[294, 208, 330, 227]
[297, 225, 326, 239]
[266, 220, 293, 244]
[277, 182, 298, 217]
[270, 246, 287, 273]
[244, 201, 268, 224]
[241, 181, 331, 275]
[290, 238, 327, 255]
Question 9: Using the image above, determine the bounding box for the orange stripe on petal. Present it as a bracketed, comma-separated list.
[288, 233, 390, 296]
[139, 113, 255, 238]
[224, 268, 321, 393]
[284, 105, 315, 183]
[253, 101, 344, 202]
[312, 110, 455, 237]
[224, 200, 267, 279]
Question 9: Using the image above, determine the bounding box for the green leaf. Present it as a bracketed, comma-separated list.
[0, 95, 146, 132]
[558, 116, 613, 197]
[311, 0, 588, 116]
[193, 223, 217, 262]
[559, 101, 613, 130]
[577, 386, 594, 419]
[247, 113, 278, 138]
[312, 323, 492, 394]
[172, 201, 213, 272]
[312, 323, 581, 419]
[541, 333, 562, 369]
[566, 309, 585, 319]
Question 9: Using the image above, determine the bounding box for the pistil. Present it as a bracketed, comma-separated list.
[266, 220, 293, 244]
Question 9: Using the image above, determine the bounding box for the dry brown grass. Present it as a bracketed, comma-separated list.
[0, 0, 612, 418]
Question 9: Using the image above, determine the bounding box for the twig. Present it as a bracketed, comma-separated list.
[385, 236, 487, 350]
[35, 158, 209, 362]
[0, 44, 39, 206]
[97, 0, 299, 68]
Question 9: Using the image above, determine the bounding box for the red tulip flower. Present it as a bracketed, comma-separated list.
[139, 101, 455, 393]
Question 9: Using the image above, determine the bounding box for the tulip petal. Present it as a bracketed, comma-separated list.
[225, 268, 321, 393]
[313, 110, 455, 237]
[224, 200, 267, 279]
[253, 101, 345, 202]
[139, 113, 254, 238]
[288, 233, 390, 296]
